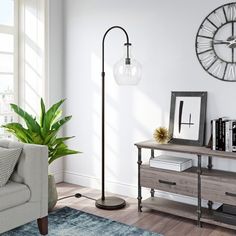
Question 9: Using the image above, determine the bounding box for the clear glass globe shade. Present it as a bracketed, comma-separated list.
[113, 46, 142, 85]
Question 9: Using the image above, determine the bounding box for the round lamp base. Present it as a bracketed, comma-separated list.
[95, 196, 126, 210]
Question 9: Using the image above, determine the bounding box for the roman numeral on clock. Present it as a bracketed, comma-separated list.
[214, 11, 223, 26]
[211, 61, 222, 77]
[201, 25, 215, 35]
[227, 64, 236, 80]
[223, 6, 228, 23]
[226, 4, 236, 21]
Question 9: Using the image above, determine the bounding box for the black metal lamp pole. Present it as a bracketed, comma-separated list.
[95, 26, 130, 210]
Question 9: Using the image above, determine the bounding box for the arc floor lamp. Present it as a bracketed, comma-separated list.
[95, 26, 142, 210]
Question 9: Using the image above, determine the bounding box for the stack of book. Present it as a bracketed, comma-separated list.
[149, 155, 192, 172]
[211, 118, 236, 152]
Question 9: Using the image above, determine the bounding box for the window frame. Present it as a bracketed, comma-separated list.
[0, 0, 19, 103]
[0, 0, 19, 137]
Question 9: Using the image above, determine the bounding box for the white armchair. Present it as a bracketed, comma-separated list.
[0, 140, 48, 235]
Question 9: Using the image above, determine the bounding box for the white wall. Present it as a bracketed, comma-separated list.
[47, 0, 64, 183]
[62, 0, 236, 201]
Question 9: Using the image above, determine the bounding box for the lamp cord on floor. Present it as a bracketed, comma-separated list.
[58, 193, 96, 201]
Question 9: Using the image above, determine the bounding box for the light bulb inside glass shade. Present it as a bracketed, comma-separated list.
[113, 45, 142, 85]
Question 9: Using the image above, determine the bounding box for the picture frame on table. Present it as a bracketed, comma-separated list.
[169, 91, 207, 146]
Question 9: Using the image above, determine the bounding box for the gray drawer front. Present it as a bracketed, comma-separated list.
[140, 167, 197, 197]
[202, 179, 236, 205]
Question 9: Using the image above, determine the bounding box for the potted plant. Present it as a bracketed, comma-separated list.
[2, 98, 80, 211]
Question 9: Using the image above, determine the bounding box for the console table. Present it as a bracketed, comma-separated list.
[135, 140, 236, 230]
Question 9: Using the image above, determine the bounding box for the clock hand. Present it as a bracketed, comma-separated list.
[213, 39, 230, 45]
[228, 39, 236, 48]
[226, 36, 236, 48]
[213, 38, 236, 47]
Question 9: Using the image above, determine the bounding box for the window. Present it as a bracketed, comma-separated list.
[0, 0, 47, 138]
[0, 0, 18, 138]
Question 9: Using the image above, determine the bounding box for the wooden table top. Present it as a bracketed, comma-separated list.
[135, 139, 236, 159]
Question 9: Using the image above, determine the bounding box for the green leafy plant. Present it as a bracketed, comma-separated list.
[2, 99, 80, 164]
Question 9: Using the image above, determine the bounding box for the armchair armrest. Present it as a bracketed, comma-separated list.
[11, 143, 48, 216]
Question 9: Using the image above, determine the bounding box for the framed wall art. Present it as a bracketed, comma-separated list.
[169, 91, 207, 146]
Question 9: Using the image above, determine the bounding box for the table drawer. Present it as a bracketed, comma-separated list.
[140, 166, 197, 197]
[202, 179, 236, 205]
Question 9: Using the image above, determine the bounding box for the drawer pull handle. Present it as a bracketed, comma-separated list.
[159, 180, 176, 185]
[225, 192, 236, 197]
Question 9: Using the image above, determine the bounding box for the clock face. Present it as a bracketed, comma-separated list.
[196, 2, 236, 82]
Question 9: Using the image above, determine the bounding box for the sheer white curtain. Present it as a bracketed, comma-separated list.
[19, 0, 48, 116]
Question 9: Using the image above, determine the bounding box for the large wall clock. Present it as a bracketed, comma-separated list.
[196, 2, 236, 82]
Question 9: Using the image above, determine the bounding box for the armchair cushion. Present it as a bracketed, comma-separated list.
[0, 140, 48, 234]
[0, 147, 22, 187]
[0, 181, 30, 211]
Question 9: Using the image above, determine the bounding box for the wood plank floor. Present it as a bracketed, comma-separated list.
[56, 183, 236, 236]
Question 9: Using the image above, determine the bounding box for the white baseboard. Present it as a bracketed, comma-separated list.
[63, 171, 137, 197]
[52, 171, 64, 183]
[63, 171, 221, 210]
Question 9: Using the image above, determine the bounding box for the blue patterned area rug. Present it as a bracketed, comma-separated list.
[3, 207, 162, 236]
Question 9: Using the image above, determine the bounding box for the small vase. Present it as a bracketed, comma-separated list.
[48, 174, 58, 212]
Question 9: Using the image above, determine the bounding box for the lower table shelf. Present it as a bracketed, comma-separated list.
[142, 197, 236, 230]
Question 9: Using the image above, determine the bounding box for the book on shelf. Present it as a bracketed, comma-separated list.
[149, 155, 192, 172]
[211, 119, 217, 150]
[211, 118, 236, 152]
[233, 121, 236, 152]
